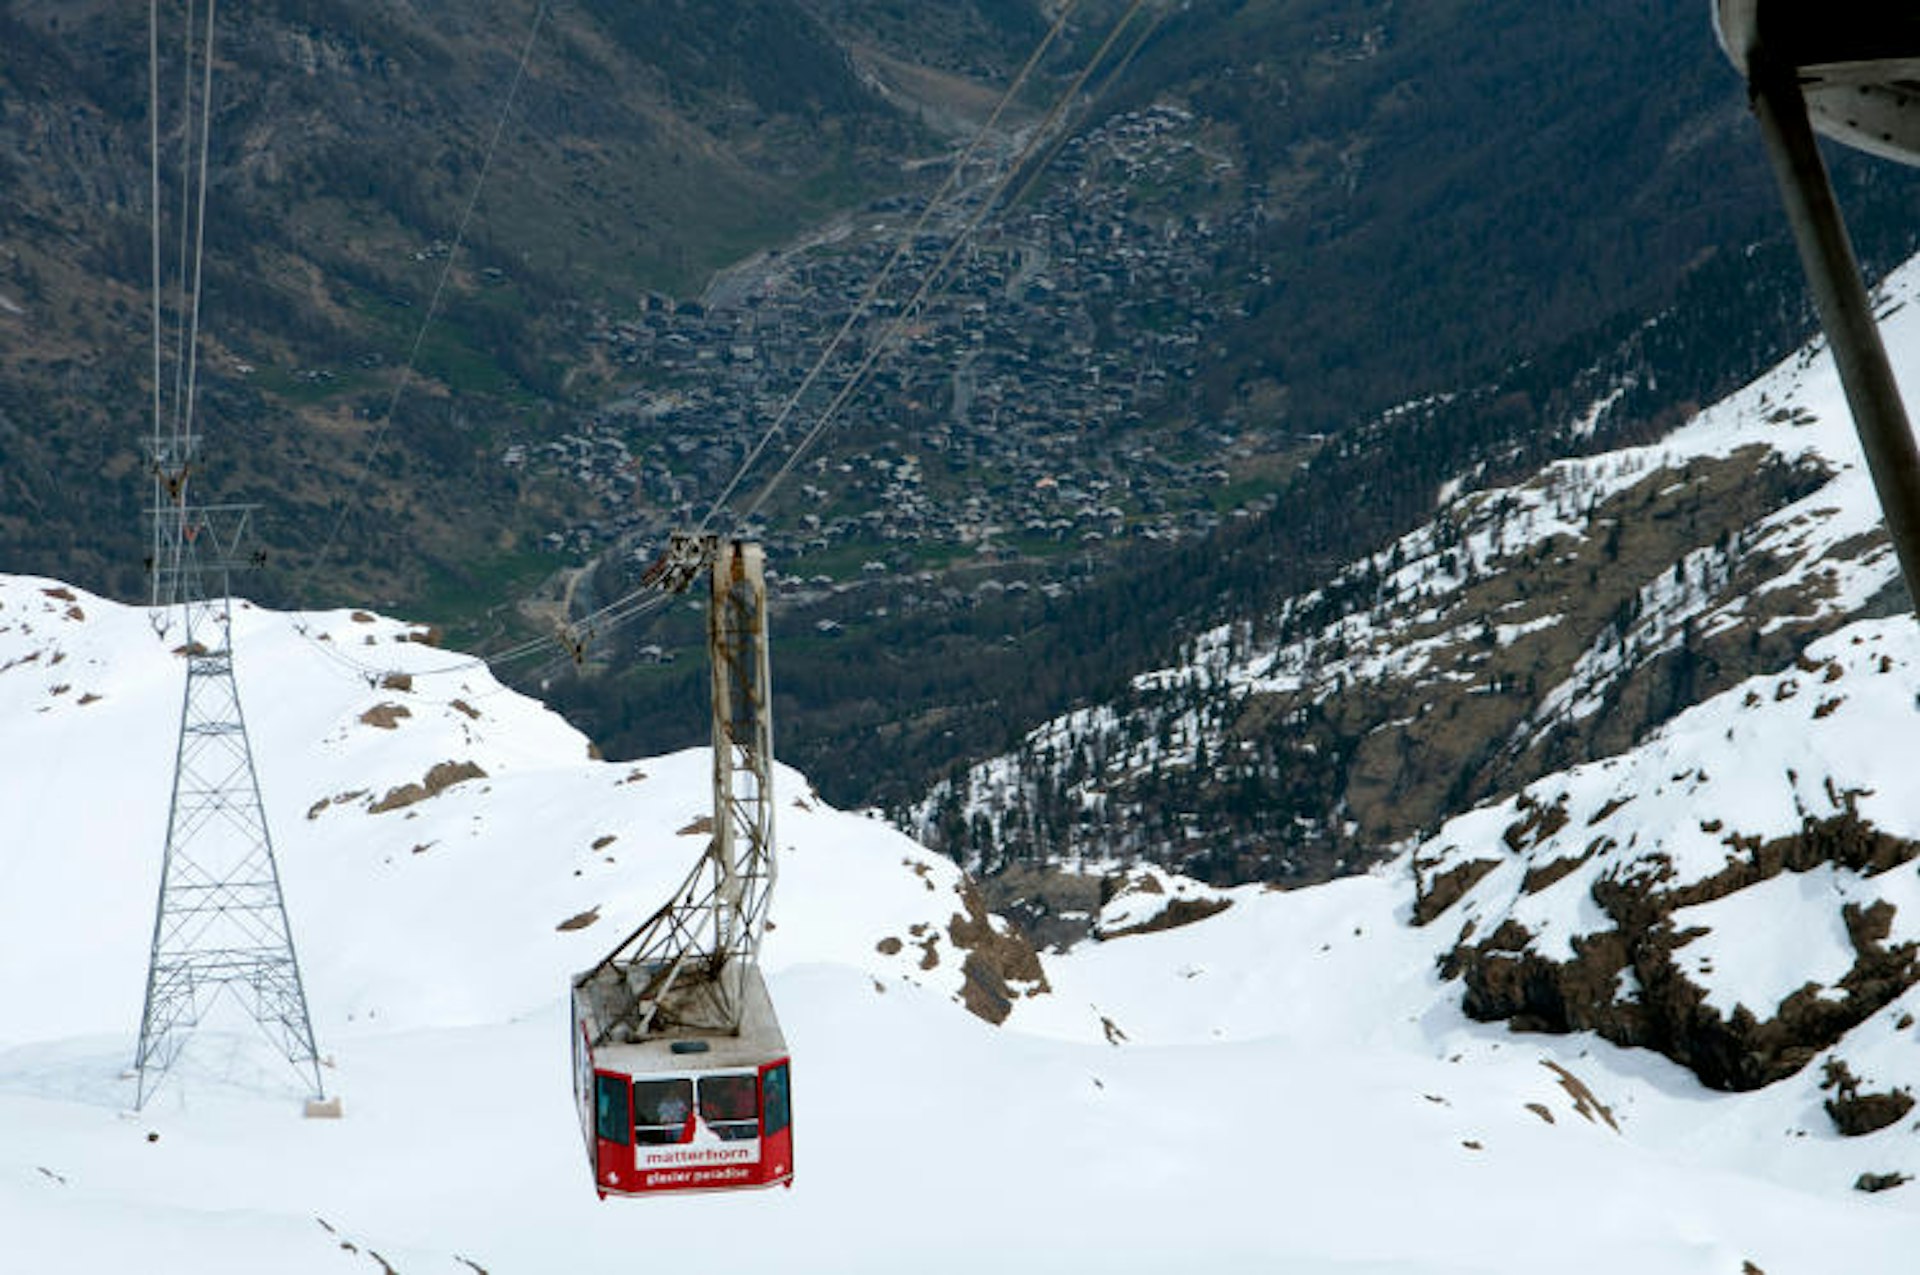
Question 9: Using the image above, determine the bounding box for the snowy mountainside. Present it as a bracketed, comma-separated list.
[1415, 616, 1920, 1098]
[917, 253, 1920, 886]
[0, 575, 1039, 1047]
[1007, 609, 1920, 1208]
[5, 574, 1920, 1270]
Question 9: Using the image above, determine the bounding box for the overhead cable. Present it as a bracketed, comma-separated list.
[693, 0, 1084, 537]
[307, 0, 553, 580]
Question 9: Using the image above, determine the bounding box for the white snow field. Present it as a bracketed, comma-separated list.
[3, 573, 1919, 1273]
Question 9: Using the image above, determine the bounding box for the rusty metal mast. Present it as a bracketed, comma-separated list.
[575, 535, 778, 1043]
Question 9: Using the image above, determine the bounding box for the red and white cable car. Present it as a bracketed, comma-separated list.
[573, 964, 791, 1195]
[571, 537, 794, 1197]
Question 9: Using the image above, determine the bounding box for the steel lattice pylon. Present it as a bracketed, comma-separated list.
[134, 479, 324, 1110]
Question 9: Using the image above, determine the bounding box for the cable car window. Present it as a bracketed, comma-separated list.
[594, 1074, 631, 1145]
[699, 1074, 760, 1141]
[761, 1062, 790, 1137]
[632, 1078, 694, 1145]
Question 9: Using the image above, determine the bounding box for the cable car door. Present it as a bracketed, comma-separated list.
[592, 1069, 634, 1192]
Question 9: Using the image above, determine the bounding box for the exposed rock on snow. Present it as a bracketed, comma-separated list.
[1417, 620, 1920, 1091]
[368, 759, 489, 812]
[1095, 863, 1233, 939]
[946, 882, 1049, 1023]
[1822, 1057, 1916, 1137]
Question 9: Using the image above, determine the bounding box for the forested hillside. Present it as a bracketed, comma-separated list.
[0, 0, 1016, 606]
[5, 0, 1919, 841]
[510, 1, 1920, 819]
[910, 249, 1920, 914]
[556, 157, 1920, 820]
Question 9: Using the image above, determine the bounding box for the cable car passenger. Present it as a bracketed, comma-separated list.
[633, 1078, 694, 1144]
[699, 1074, 760, 1141]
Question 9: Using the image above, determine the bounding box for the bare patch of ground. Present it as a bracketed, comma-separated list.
[359, 703, 412, 729]
[556, 907, 600, 932]
[369, 760, 488, 813]
[948, 883, 1049, 1024]
[306, 789, 366, 820]
[1098, 895, 1233, 940]
[1542, 1061, 1618, 1131]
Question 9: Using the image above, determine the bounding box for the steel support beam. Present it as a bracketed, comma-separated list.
[1747, 56, 1920, 615]
[576, 537, 778, 1043]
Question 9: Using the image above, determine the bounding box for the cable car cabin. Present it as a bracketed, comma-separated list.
[574, 535, 790, 1198]
[572, 962, 792, 1198]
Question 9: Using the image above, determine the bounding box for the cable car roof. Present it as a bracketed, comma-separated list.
[577, 962, 788, 1075]
[1715, 1, 1920, 166]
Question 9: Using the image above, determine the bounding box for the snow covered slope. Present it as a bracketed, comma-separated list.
[0, 580, 1031, 1045]
[5, 573, 1920, 1272]
[1414, 616, 1920, 1094]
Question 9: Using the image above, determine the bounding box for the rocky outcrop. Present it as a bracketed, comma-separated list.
[368, 760, 488, 813]
[1434, 810, 1920, 1092]
[947, 883, 1049, 1025]
[1821, 1059, 1915, 1137]
[1098, 895, 1233, 940]
[1089, 865, 1236, 940]
[1412, 856, 1499, 926]
[978, 863, 1105, 953]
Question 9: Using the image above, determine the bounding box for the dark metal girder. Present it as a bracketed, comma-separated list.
[1715, 0, 1920, 616]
